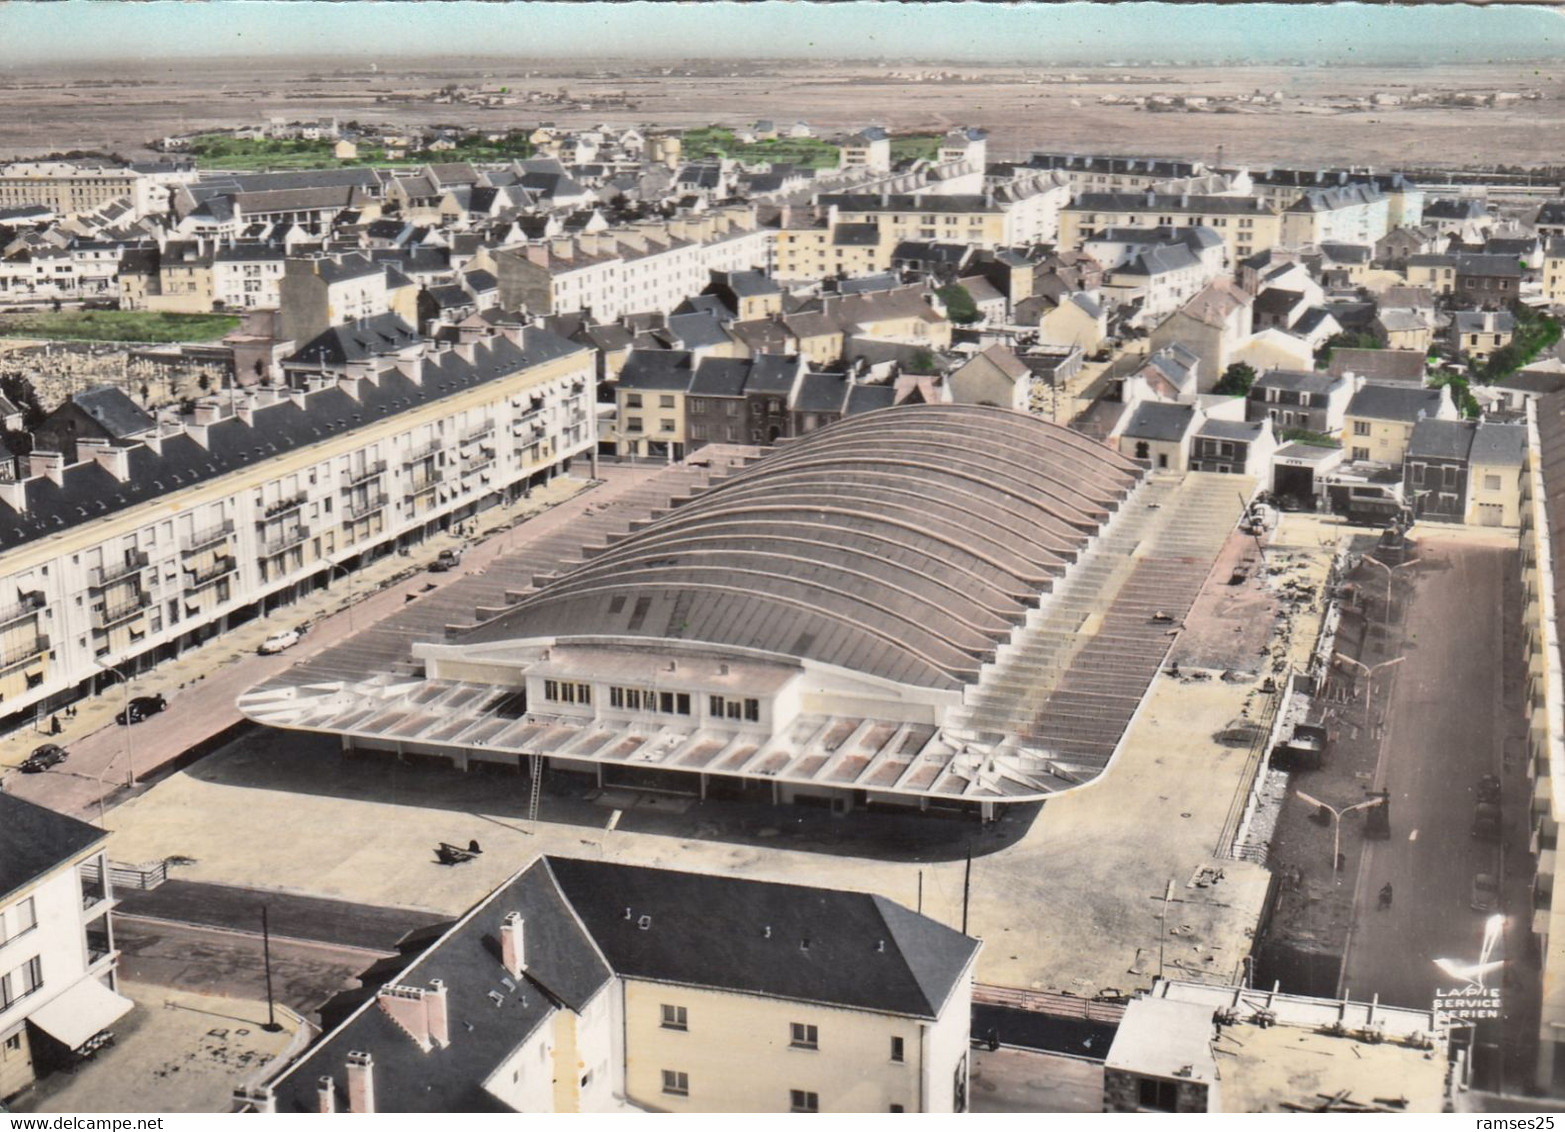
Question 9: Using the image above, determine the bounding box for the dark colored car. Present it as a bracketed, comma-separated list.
[21, 743, 66, 773]
[1477, 775, 1502, 805]
[115, 693, 167, 726]
[429, 548, 462, 572]
[1471, 873, 1500, 913]
[1471, 802, 1501, 841]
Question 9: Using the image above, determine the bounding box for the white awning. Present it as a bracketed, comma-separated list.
[28, 978, 133, 1050]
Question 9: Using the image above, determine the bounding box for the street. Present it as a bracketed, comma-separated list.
[1333, 530, 1533, 1088]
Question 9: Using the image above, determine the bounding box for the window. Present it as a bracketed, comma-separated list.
[790, 1022, 819, 1049]
[709, 695, 725, 717]
[744, 698, 760, 722]
[1485, 474, 1503, 491]
[1353, 421, 1371, 436]
[1411, 463, 1426, 486]
[660, 419, 676, 433]
[610, 687, 625, 709]
[662, 1070, 689, 1097]
[0, 956, 42, 1010]
[1138, 1076, 1179, 1112]
[790, 1090, 820, 1113]
[624, 393, 643, 409]
[659, 395, 676, 409]
[0, 897, 36, 945]
[1352, 446, 1371, 462]
[890, 1036, 905, 1063]
[661, 1004, 688, 1031]
[1444, 465, 1458, 488]
[3, 1032, 19, 1055]
[626, 417, 644, 433]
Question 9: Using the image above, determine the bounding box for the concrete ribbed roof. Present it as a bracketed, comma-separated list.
[462, 406, 1141, 689]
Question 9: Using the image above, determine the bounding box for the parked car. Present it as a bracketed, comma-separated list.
[259, 627, 306, 655]
[1471, 872, 1501, 913]
[430, 548, 463, 572]
[115, 693, 167, 725]
[1477, 774, 1502, 805]
[21, 743, 66, 773]
[1471, 802, 1501, 841]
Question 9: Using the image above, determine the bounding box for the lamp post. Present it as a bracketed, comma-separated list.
[1333, 652, 1405, 727]
[1362, 554, 1421, 624]
[1296, 790, 1385, 872]
[93, 658, 134, 790]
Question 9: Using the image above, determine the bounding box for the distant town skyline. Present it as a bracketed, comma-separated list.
[0, 1, 1560, 67]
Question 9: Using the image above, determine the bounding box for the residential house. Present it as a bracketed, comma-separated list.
[1342, 383, 1458, 465]
[1036, 291, 1107, 355]
[1147, 280, 1254, 389]
[1375, 225, 1439, 270]
[1245, 369, 1355, 436]
[0, 795, 129, 1103]
[1328, 347, 1428, 387]
[1188, 418, 1277, 475]
[1544, 238, 1565, 305]
[1113, 401, 1200, 471]
[246, 857, 978, 1114]
[1535, 200, 1565, 240]
[1373, 307, 1433, 353]
[32, 386, 156, 464]
[1453, 309, 1515, 361]
[839, 127, 891, 174]
[212, 243, 286, 311]
[1422, 197, 1493, 240]
[1463, 420, 1527, 527]
[614, 349, 693, 458]
[948, 345, 1031, 411]
[1102, 243, 1212, 327]
[1229, 327, 1314, 375]
[1120, 343, 1200, 405]
[1454, 253, 1522, 307]
[937, 128, 987, 168]
[1491, 358, 1565, 412]
[279, 254, 393, 347]
[1406, 254, 1458, 295]
[1404, 417, 1476, 522]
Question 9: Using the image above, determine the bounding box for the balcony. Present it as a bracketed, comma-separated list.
[260, 525, 310, 557]
[181, 519, 235, 557]
[459, 421, 495, 445]
[405, 469, 443, 496]
[402, 439, 442, 465]
[88, 550, 150, 589]
[184, 554, 237, 591]
[0, 634, 49, 671]
[345, 459, 388, 487]
[262, 493, 308, 520]
[345, 492, 390, 521]
[92, 592, 150, 630]
[0, 590, 45, 629]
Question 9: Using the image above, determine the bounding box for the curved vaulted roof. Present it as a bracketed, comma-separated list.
[462, 406, 1142, 689]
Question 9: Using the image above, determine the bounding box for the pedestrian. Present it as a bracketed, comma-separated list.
[1379, 882, 1393, 910]
[49, 714, 61, 735]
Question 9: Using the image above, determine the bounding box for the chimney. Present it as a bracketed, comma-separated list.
[501, 912, 526, 977]
[0, 478, 26, 514]
[193, 398, 223, 426]
[525, 243, 550, 268]
[318, 1076, 335, 1114]
[346, 1051, 375, 1114]
[28, 450, 65, 486]
[235, 390, 258, 427]
[87, 443, 131, 483]
[426, 979, 449, 1049]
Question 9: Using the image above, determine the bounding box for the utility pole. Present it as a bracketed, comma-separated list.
[961, 845, 972, 936]
[1295, 790, 1386, 872]
[261, 904, 281, 1032]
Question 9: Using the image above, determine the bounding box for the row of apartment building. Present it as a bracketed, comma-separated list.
[0, 328, 595, 729]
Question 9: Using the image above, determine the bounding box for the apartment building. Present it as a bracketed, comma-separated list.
[246, 857, 978, 1114]
[1059, 194, 1282, 262]
[1278, 184, 1390, 250]
[0, 329, 594, 730]
[0, 795, 128, 1103]
[212, 244, 287, 311]
[1025, 155, 1206, 195]
[0, 162, 141, 220]
[1250, 169, 1423, 229]
[494, 208, 773, 322]
[809, 187, 1070, 254]
[839, 127, 892, 174]
[280, 254, 396, 345]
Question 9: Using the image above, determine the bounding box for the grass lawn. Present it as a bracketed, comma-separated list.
[890, 134, 942, 163]
[681, 127, 842, 170]
[0, 310, 241, 343]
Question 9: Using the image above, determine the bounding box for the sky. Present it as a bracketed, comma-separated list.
[0, 1, 1560, 67]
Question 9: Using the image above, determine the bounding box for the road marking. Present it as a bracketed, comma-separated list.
[1409, 829, 1419, 842]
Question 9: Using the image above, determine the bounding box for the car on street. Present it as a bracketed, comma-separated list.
[1471, 872, 1501, 913]
[259, 627, 306, 655]
[115, 693, 167, 725]
[1471, 802, 1501, 841]
[429, 548, 462, 572]
[1477, 774, 1502, 804]
[20, 743, 66, 773]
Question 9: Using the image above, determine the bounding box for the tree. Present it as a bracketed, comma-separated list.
[935, 283, 981, 326]
[1430, 370, 1481, 419]
[1214, 362, 1257, 397]
[197, 373, 211, 393]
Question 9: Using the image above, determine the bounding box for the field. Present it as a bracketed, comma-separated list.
[186, 133, 535, 171]
[0, 57, 1562, 170]
[0, 310, 240, 343]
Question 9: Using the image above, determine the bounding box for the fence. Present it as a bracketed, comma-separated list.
[79, 857, 169, 891]
[972, 983, 1127, 1024]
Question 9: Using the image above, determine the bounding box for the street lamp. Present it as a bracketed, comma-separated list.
[1296, 789, 1385, 872]
[93, 658, 135, 790]
[1333, 652, 1405, 726]
[1361, 554, 1421, 624]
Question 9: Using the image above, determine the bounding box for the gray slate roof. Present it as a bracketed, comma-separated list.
[1408, 417, 1475, 461]
[1120, 401, 1195, 443]
[0, 794, 105, 904]
[1347, 384, 1446, 423]
[1469, 421, 1527, 467]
